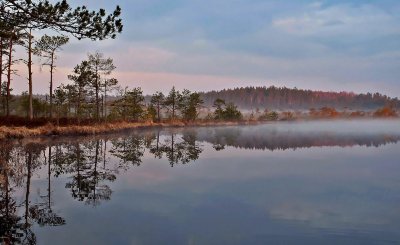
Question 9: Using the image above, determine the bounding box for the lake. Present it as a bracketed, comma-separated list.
[1, 120, 400, 244]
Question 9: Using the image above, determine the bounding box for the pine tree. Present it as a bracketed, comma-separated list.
[34, 34, 69, 118]
[164, 87, 180, 121]
[1, 0, 123, 120]
[87, 52, 116, 121]
[67, 61, 93, 124]
[150, 91, 165, 122]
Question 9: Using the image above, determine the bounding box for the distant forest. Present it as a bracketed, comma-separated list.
[199, 86, 399, 110]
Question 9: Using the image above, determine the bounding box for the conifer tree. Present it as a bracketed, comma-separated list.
[1, 0, 123, 120]
[34, 34, 69, 118]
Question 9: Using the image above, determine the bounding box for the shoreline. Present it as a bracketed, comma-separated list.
[1, 118, 398, 140]
[0, 120, 264, 140]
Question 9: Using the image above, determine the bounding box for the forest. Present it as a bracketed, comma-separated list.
[200, 86, 400, 110]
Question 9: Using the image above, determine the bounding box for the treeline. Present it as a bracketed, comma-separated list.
[53, 65, 206, 123]
[200, 86, 400, 110]
[1, 49, 244, 123]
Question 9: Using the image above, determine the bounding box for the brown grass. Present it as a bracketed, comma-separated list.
[0, 122, 154, 140]
[0, 120, 265, 140]
[1, 113, 398, 140]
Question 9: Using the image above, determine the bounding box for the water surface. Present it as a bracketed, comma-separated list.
[1, 120, 400, 244]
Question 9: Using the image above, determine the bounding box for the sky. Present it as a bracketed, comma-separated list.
[11, 0, 400, 97]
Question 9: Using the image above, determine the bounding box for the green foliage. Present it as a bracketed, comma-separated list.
[112, 88, 145, 121]
[259, 111, 278, 121]
[54, 85, 69, 117]
[67, 60, 93, 120]
[0, 81, 7, 114]
[213, 99, 242, 120]
[213, 98, 226, 120]
[178, 89, 203, 121]
[164, 87, 180, 120]
[87, 52, 117, 120]
[18, 92, 47, 118]
[1, 0, 123, 40]
[223, 103, 242, 120]
[146, 104, 157, 122]
[150, 91, 165, 122]
[34, 34, 69, 117]
[33, 34, 69, 58]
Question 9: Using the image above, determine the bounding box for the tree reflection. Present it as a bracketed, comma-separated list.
[0, 132, 204, 243]
[0, 142, 24, 244]
[158, 130, 203, 167]
[62, 140, 116, 206]
[1, 125, 399, 243]
[29, 147, 66, 227]
[110, 136, 144, 169]
[0, 142, 45, 245]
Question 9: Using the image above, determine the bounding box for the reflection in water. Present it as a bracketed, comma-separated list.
[0, 122, 400, 243]
[30, 148, 66, 227]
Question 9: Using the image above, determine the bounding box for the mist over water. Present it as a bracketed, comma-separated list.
[1, 120, 400, 244]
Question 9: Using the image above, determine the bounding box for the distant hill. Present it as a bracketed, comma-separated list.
[200, 86, 399, 110]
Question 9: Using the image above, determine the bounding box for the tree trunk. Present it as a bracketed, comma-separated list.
[48, 147, 52, 208]
[101, 94, 104, 119]
[172, 98, 175, 121]
[28, 29, 33, 120]
[157, 103, 160, 122]
[104, 83, 107, 123]
[77, 89, 81, 125]
[95, 66, 100, 121]
[49, 52, 54, 118]
[57, 104, 60, 126]
[0, 38, 3, 115]
[6, 37, 13, 117]
[25, 151, 32, 226]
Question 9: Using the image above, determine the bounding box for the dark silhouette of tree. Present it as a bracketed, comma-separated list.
[61, 141, 115, 206]
[213, 99, 242, 120]
[158, 131, 203, 167]
[0, 24, 23, 117]
[164, 87, 180, 121]
[33, 35, 69, 118]
[150, 91, 165, 122]
[0, 142, 25, 244]
[149, 131, 164, 159]
[67, 61, 93, 123]
[1, 0, 123, 120]
[0, 0, 123, 40]
[178, 89, 203, 121]
[29, 147, 66, 227]
[103, 78, 118, 121]
[87, 52, 116, 121]
[110, 137, 145, 169]
[112, 88, 145, 121]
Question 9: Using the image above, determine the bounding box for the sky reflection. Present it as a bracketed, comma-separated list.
[1, 120, 400, 244]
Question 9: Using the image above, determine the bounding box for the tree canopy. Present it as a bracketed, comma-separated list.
[0, 0, 123, 40]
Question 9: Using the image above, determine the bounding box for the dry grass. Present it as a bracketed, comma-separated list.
[0, 120, 263, 140]
[0, 121, 184, 140]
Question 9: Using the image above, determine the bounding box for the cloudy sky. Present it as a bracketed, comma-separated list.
[13, 0, 400, 97]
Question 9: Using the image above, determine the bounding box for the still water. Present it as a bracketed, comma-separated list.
[1, 120, 400, 244]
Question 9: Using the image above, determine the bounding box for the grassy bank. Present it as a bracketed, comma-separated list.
[1, 110, 398, 140]
[0, 120, 263, 140]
